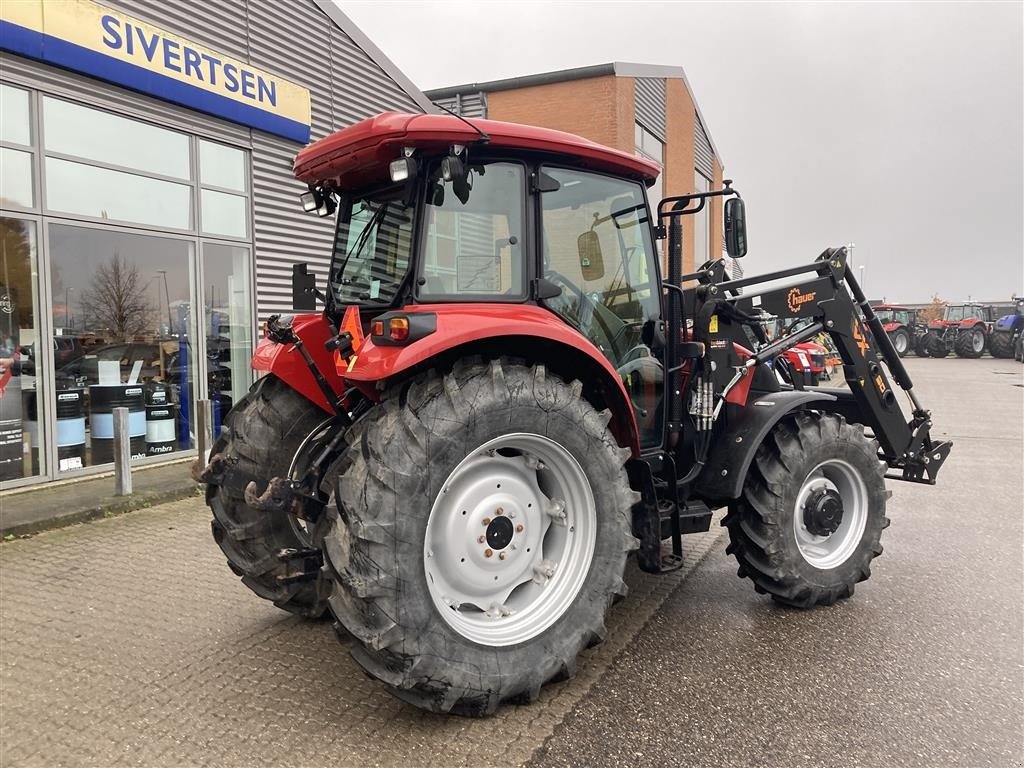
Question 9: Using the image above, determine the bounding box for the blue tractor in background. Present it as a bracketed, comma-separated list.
[989, 297, 1024, 361]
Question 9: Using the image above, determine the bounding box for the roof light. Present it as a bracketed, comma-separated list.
[389, 156, 417, 183]
[300, 191, 318, 213]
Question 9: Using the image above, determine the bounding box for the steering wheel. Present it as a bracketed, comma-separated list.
[544, 269, 586, 310]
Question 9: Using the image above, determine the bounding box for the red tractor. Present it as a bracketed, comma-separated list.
[194, 112, 951, 715]
[872, 304, 922, 357]
[921, 302, 998, 358]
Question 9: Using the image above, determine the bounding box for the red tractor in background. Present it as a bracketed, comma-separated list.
[872, 304, 923, 357]
[921, 302, 1000, 358]
[193, 112, 951, 715]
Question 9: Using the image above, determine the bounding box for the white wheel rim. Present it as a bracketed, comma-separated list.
[894, 333, 908, 354]
[423, 433, 596, 647]
[792, 458, 868, 570]
[972, 330, 984, 352]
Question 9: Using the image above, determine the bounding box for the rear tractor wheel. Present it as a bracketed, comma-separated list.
[954, 327, 985, 358]
[322, 359, 636, 715]
[200, 375, 336, 618]
[723, 411, 889, 609]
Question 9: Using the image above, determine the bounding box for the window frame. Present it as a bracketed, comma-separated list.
[0, 81, 257, 488]
[414, 158, 531, 304]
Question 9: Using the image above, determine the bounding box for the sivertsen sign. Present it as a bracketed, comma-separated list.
[0, 0, 312, 143]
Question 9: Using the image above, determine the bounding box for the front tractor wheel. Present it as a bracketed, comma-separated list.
[954, 327, 986, 358]
[724, 412, 889, 609]
[889, 328, 910, 357]
[322, 359, 636, 715]
[924, 331, 949, 358]
[989, 331, 1014, 359]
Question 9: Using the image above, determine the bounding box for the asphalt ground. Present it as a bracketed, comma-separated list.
[532, 357, 1024, 768]
[1, 356, 1021, 767]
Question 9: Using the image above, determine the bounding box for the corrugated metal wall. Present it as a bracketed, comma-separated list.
[695, 113, 715, 179]
[432, 92, 488, 119]
[634, 78, 666, 140]
[104, 0, 427, 318]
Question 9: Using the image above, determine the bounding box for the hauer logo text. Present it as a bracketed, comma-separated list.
[100, 16, 278, 106]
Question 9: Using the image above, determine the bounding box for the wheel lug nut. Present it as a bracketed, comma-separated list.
[496, 507, 504, 515]
[516, 524, 524, 533]
[482, 518, 491, 526]
[484, 549, 493, 558]
[498, 552, 506, 560]
[478, 535, 486, 543]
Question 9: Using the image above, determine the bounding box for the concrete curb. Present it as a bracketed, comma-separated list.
[1, 483, 202, 539]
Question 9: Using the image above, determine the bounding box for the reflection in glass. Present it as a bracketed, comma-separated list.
[203, 243, 252, 435]
[200, 140, 246, 191]
[45, 157, 191, 230]
[0, 148, 34, 209]
[43, 97, 190, 179]
[694, 171, 711, 265]
[48, 224, 195, 471]
[200, 189, 247, 238]
[0, 84, 31, 146]
[0, 218, 41, 481]
[421, 162, 524, 297]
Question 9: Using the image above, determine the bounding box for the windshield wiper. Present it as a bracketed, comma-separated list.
[336, 201, 391, 278]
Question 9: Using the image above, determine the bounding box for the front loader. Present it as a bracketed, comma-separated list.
[193, 112, 951, 715]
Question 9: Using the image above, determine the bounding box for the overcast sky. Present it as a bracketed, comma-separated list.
[343, 1, 1022, 303]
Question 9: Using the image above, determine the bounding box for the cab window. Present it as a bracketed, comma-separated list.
[419, 161, 526, 299]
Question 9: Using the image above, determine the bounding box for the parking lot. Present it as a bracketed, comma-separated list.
[1, 357, 1021, 767]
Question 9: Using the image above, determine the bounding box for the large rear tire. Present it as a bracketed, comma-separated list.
[206, 375, 331, 618]
[989, 331, 1014, 359]
[322, 359, 636, 715]
[954, 327, 985, 358]
[723, 411, 889, 609]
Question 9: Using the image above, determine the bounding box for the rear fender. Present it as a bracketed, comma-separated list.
[343, 303, 641, 454]
[693, 390, 838, 504]
[251, 313, 344, 414]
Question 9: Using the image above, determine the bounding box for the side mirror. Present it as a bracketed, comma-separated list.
[578, 230, 605, 281]
[291, 263, 317, 311]
[725, 197, 747, 258]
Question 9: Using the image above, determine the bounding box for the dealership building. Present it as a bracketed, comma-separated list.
[0, 0, 432, 488]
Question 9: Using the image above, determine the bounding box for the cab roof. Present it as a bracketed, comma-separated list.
[293, 112, 660, 189]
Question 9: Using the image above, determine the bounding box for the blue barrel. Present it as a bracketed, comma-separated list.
[89, 384, 145, 464]
[145, 404, 176, 456]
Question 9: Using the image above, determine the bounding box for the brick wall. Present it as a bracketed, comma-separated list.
[486, 75, 634, 153]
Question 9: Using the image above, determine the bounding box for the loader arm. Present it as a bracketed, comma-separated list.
[695, 247, 951, 486]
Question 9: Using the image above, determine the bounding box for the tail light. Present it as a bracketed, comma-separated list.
[370, 312, 436, 346]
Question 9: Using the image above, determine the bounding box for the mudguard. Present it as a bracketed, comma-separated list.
[251, 312, 344, 414]
[344, 303, 641, 453]
[693, 389, 837, 503]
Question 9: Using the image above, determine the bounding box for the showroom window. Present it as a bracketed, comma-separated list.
[0, 85, 255, 487]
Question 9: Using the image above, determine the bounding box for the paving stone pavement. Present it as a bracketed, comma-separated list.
[0, 496, 724, 767]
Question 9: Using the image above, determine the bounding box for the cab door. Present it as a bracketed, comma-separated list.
[537, 166, 664, 447]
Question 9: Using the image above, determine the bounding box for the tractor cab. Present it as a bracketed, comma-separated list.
[291, 112, 672, 448]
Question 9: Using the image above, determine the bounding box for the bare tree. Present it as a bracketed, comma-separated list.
[80, 253, 153, 340]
